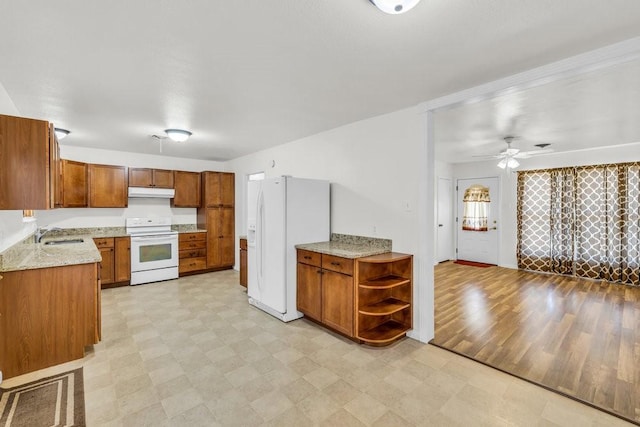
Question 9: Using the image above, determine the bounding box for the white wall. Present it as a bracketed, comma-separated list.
[451, 143, 640, 268]
[228, 106, 422, 251]
[227, 106, 425, 332]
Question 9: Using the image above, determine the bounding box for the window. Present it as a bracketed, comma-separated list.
[248, 172, 265, 181]
[461, 184, 490, 231]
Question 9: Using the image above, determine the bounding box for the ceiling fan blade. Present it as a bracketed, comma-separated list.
[472, 153, 504, 159]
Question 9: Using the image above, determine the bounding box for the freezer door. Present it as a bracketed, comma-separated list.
[253, 177, 287, 313]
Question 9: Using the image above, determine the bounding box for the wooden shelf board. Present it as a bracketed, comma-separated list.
[359, 298, 410, 316]
[359, 275, 410, 289]
[358, 320, 410, 344]
[357, 252, 412, 263]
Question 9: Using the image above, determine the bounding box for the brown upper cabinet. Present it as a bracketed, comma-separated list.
[202, 171, 234, 208]
[173, 171, 201, 208]
[89, 164, 128, 208]
[0, 114, 57, 210]
[58, 160, 88, 208]
[129, 168, 174, 188]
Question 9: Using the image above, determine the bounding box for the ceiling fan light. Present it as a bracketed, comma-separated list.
[497, 158, 507, 169]
[368, 0, 421, 14]
[54, 128, 70, 140]
[507, 157, 520, 169]
[164, 129, 192, 142]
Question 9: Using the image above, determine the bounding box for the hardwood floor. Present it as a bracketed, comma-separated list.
[433, 261, 640, 425]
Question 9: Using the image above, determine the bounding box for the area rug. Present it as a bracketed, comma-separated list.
[453, 259, 495, 268]
[0, 368, 85, 427]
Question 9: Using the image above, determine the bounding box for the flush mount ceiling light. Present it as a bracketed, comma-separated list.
[164, 129, 192, 142]
[54, 128, 70, 140]
[369, 0, 421, 14]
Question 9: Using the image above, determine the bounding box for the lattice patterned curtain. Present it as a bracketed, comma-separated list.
[462, 185, 490, 231]
[517, 162, 640, 286]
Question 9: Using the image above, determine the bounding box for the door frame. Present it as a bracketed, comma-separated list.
[436, 177, 453, 264]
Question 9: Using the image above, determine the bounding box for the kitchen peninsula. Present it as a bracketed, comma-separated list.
[0, 236, 102, 379]
[296, 234, 413, 346]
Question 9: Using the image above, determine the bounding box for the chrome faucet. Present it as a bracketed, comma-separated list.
[34, 227, 61, 243]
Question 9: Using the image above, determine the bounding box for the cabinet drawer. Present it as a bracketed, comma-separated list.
[179, 232, 206, 243]
[179, 257, 207, 273]
[93, 237, 114, 249]
[297, 249, 321, 267]
[322, 254, 354, 276]
[179, 248, 207, 259]
[179, 240, 206, 250]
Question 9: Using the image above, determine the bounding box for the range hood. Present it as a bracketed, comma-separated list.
[128, 187, 175, 199]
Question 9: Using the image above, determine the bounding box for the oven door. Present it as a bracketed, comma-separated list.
[130, 234, 178, 273]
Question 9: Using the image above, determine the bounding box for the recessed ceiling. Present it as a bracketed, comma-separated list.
[434, 57, 640, 163]
[1, 1, 640, 161]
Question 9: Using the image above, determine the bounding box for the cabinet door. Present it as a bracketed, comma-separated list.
[0, 114, 51, 210]
[173, 171, 201, 207]
[240, 248, 248, 287]
[114, 237, 131, 283]
[152, 169, 174, 188]
[51, 124, 62, 208]
[219, 207, 235, 266]
[322, 270, 354, 337]
[89, 164, 128, 207]
[220, 172, 235, 207]
[129, 168, 153, 187]
[61, 160, 88, 207]
[204, 207, 235, 268]
[203, 171, 221, 207]
[99, 247, 115, 285]
[297, 263, 322, 320]
[206, 208, 221, 267]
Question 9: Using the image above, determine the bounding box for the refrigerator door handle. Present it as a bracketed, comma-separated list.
[256, 187, 265, 293]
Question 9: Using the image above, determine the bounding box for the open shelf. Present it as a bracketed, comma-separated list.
[356, 252, 413, 347]
[359, 275, 410, 290]
[359, 298, 410, 316]
[358, 320, 409, 344]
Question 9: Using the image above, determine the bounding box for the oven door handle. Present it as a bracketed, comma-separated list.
[131, 235, 176, 242]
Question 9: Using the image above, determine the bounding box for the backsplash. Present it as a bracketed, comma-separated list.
[330, 233, 392, 252]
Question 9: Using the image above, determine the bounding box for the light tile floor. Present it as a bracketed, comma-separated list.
[4, 270, 634, 426]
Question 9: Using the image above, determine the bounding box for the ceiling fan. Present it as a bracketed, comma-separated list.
[476, 136, 554, 169]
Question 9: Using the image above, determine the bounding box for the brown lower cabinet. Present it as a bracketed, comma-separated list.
[179, 232, 207, 274]
[0, 262, 100, 379]
[94, 236, 130, 287]
[197, 207, 234, 269]
[297, 250, 355, 337]
[239, 238, 247, 287]
[297, 249, 413, 345]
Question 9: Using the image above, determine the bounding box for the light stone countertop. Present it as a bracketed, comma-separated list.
[0, 236, 101, 272]
[0, 224, 205, 273]
[295, 233, 392, 259]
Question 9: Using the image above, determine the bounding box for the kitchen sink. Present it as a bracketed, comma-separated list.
[43, 238, 84, 245]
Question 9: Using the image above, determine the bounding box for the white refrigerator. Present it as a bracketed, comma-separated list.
[247, 176, 330, 322]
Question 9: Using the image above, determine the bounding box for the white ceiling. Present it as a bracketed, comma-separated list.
[1, 1, 640, 161]
[434, 57, 640, 163]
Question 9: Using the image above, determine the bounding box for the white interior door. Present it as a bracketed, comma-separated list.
[436, 177, 453, 263]
[456, 177, 499, 265]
